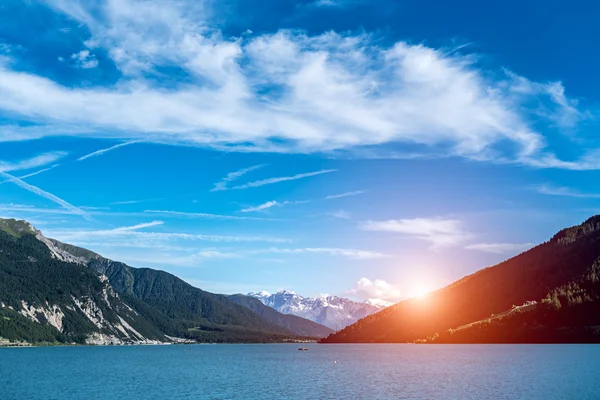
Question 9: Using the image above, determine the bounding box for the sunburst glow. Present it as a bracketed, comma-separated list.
[411, 286, 431, 299]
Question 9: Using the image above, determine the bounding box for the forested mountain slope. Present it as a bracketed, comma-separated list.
[0, 223, 166, 345]
[0, 219, 327, 345]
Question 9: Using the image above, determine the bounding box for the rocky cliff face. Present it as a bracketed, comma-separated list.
[0, 219, 167, 345]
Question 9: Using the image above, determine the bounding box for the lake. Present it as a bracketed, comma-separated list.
[1, 344, 599, 399]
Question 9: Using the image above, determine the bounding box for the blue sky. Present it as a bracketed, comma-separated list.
[1, 0, 600, 302]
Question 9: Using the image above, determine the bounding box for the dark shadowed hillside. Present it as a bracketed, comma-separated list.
[322, 215, 600, 343]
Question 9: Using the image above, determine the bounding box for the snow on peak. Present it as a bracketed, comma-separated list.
[248, 290, 384, 330]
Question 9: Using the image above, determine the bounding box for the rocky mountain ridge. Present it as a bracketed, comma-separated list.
[248, 290, 389, 330]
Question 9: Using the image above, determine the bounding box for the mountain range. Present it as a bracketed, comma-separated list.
[322, 215, 600, 344]
[0, 218, 332, 345]
[5, 214, 600, 345]
[248, 290, 389, 330]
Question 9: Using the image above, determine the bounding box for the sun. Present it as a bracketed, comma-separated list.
[412, 286, 430, 299]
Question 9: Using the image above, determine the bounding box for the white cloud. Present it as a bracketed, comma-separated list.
[230, 169, 337, 190]
[325, 190, 365, 200]
[0, 0, 592, 168]
[0, 152, 67, 172]
[211, 165, 265, 192]
[465, 242, 534, 254]
[362, 217, 471, 249]
[70, 49, 98, 69]
[0, 171, 89, 219]
[77, 141, 141, 161]
[533, 183, 600, 199]
[348, 277, 402, 302]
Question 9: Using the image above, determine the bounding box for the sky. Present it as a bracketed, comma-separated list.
[1, 0, 600, 303]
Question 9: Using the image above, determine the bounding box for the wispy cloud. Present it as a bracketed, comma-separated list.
[241, 201, 279, 213]
[330, 210, 350, 219]
[211, 165, 265, 192]
[46, 225, 291, 244]
[533, 183, 600, 199]
[0, 152, 67, 172]
[110, 198, 162, 205]
[362, 217, 472, 249]
[240, 200, 308, 213]
[325, 190, 365, 200]
[0, 203, 80, 215]
[77, 141, 141, 162]
[144, 209, 273, 221]
[0, 164, 62, 185]
[0, 171, 89, 220]
[231, 169, 337, 190]
[113, 221, 164, 231]
[465, 242, 534, 254]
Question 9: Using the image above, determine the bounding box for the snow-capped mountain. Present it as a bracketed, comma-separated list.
[248, 290, 390, 330]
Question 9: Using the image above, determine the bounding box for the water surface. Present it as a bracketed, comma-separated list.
[1, 344, 598, 399]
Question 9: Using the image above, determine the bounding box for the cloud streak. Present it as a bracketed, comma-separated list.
[144, 209, 273, 221]
[241, 201, 279, 213]
[325, 190, 365, 200]
[230, 169, 337, 190]
[211, 165, 265, 192]
[0, 171, 89, 220]
[77, 141, 141, 161]
[113, 220, 164, 231]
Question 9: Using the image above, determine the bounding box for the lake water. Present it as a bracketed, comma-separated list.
[1, 344, 599, 399]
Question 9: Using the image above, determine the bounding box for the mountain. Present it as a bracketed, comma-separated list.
[0, 219, 166, 345]
[228, 295, 334, 337]
[248, 290, 388, 330]
[322, 215, 600, 344]
[0, 218, 327, 345]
